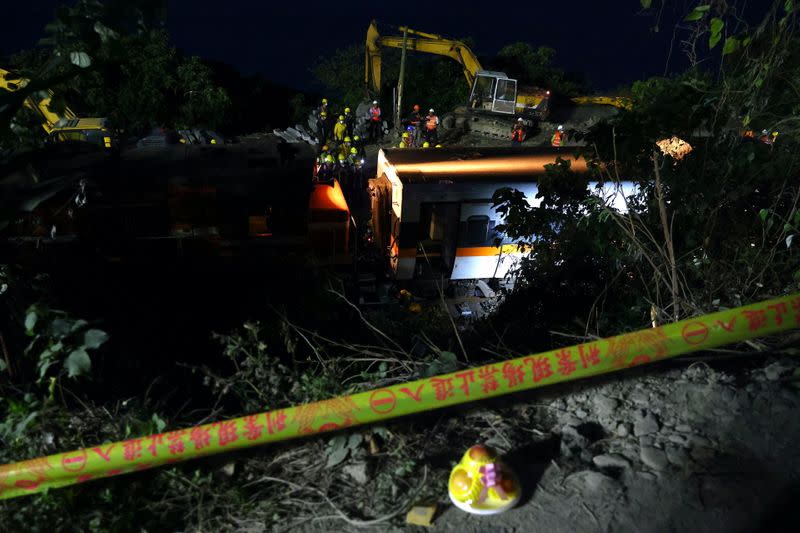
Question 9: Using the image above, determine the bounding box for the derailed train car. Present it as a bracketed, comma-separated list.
[2, 138, 350, 262]
[369, 147, 636, 281]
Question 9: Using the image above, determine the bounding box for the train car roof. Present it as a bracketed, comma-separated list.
[381, 146, 590, 184]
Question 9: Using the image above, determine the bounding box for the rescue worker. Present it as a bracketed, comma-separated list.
[353, 135, 366, 158]
[367, 100, 382, 142]
[511, 118, 526, 145]
[315, 144, 331, 176]
[316, 110, 329, 144]
[317, 154, 335, 181]
[406, 104, 423, 146]
[316, 98, 329, 119]
[348, 146, 364, 195]
[316, 144, 331, 165]
[425, 108, 439, 144]
[339, 136, 353, 159]
[399, 131, 413, 148]
[333, 115, 347, 144]
[344, 107, 355, 137]
[551, 125, 564, 147]
[336, 152, 351, 188]
[759, 129, 778, 146]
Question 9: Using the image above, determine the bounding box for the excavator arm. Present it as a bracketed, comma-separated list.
[1, 68, 77, 133]
[366, 21, 483, 95]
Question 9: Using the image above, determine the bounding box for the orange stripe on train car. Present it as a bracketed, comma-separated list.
[456, 245, 524, 257]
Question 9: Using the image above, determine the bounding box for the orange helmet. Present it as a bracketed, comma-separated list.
[413, 104, 420, 112]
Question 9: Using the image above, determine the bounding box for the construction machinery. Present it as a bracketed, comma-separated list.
[365, 22, 632, 139]
[1, 68, 114, 150]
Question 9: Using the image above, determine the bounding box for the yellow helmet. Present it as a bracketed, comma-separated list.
[422, 142, 430, 148]
[320, 111, 327, 117]
[398, 142, 406, 148]
[338, 153, 346, 161]
[435, 144, 443, 148]
[345, 107, 351, 113]
[338, 115, 345, 121]
[402, 132, 409, 138]
[322, 98, 328, 105]
[350, 147, 358, 154]
[353, 135, 360, 141]
[324, 155, 334, 163]
[321, 144, 329, 152]
[344, 136, 351, 143]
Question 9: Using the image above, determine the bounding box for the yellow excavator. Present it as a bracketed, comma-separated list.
[1, 68, 114, 149]
[365, 22, 631, 138]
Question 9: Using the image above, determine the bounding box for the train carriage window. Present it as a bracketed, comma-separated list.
[466, 215, 490, 245]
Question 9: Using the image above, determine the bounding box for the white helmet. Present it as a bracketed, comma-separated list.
[429, 108, 435, 113]
[557, 125, 564, 131]
[373, 100, 378, 105]
[761, 129, 769, 135]
[517, 118, 523, 122]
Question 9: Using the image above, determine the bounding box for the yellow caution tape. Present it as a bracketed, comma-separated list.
[1, 293, 798, 499]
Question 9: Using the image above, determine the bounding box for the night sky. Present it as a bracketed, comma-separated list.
[3, 1, 769, 92]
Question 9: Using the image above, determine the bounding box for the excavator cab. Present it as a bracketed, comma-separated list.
[469, 71, 517, 115]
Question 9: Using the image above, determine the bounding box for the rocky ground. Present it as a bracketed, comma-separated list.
[430, 357, 800, 533]
[295, 355, 800, 533]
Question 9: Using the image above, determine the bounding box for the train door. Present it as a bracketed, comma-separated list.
[418, 202, 460, 277]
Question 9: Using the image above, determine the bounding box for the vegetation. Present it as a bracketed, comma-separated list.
[490, 0, 800, 348]
[0, 0, 798, 530]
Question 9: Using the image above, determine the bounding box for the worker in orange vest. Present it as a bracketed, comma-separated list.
[511, 118, 526, 145]
[551, 125, 564, 147]
[367, 100, 382, 143]
[425, 108, 440, 144]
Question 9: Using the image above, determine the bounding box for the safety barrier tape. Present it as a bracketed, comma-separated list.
[1, 293, 798, 500]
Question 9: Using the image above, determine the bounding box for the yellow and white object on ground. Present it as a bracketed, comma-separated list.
[448, 445, 521, 515]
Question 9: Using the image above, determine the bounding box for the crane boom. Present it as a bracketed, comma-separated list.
[366, 21, 483, 94]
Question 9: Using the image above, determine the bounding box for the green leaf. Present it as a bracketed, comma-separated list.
[641, 0, 652, 7]
[69, 51, 92, 68]
[50, 319, 71, 338]
[0, 358, 6, 372]
[710, 17, 725, 36]
[787, 0, 795, 13]
[759, 208, 769, 222]
[65, 348, 91, 378]
[347, 433, 363, 449]
[38, 359, 56, 379]
[685, 4, 711, 21]
[722, 37, 739, 55]
[70, 319, 88, 333]
[709, 19, 724, 49]
[755, 77, 764, 88]
[84, 329, 109, 350]
[785, 223, 794, 233]
[25, 311, 38, 334]
[326, 444, 350, 467]
[93, 21, 119, 43]
[152, 414, 166, 433]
